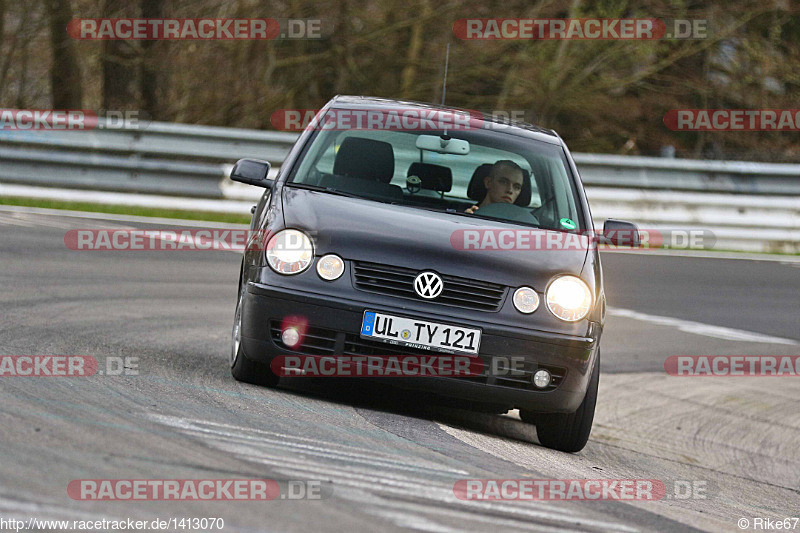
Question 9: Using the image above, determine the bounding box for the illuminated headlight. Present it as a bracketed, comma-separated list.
[266, 229, 313, 275]
[546, 276, 593, 322]
[317, 254, 344, 281]
[512, 287, 540, 314]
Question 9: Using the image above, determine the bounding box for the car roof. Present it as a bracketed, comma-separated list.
[329, 95, 563, 146]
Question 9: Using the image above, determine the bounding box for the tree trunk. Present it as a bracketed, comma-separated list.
[101, 0, 137, 111]
[400, 0, 431, 99]
[139, 0, 163, 118]
[45, 0, 82, 108]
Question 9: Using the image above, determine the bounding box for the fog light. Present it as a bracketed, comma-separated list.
[533, 369, 551, 389]
[281, 327, 301, 348]
[317, 254, 344, 281]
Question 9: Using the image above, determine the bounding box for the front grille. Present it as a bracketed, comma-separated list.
[270, 321, 565, 392]
[344, 333, 564, 391]
[343, 333, 443, 357]
[352, 261, 507, 311]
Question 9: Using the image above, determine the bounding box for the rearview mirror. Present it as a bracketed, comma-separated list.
[601, 219, 640, 247]
[415, 135, 469, 155]
[230, 159, 272, 188]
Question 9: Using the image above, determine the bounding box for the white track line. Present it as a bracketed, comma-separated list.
[0, 182, 254, 213]
[0, 204, 249, 228]
[601, 248, 800, 262]
[149, 414, 634, 532]
[609, 307, 798, 345]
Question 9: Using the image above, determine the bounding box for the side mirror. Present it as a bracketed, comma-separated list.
[601, 219, 640, 247]
[230, 159, 272, 188]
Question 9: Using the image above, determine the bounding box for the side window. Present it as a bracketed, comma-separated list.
[523, 166, 541, 208]
[314, 140, 337, 175]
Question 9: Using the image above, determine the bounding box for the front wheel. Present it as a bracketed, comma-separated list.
[230, 282, 279, 387]
[520, 352, 599, 453]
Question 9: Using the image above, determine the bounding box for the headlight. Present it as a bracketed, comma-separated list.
[317, 254, 344, 281]
[546, 276, 593, 322]
[512, 287, 539, 314]
[266, 229, 313, 275]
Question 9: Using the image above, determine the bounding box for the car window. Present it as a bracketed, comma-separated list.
[288, 114, 581, 230]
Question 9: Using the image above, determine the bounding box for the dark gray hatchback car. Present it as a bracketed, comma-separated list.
[229, 96, 639, 452]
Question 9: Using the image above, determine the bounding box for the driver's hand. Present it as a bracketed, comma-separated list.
[465, 205, 479, 214]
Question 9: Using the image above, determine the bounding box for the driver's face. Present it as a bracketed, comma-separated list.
[484, 167, 524, 205]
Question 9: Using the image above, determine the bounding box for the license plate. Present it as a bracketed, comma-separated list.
[360, 311, 481, 355]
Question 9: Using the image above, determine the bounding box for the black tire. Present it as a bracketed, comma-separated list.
[230, 276, 279, 388]
[521, 352, 600, 453]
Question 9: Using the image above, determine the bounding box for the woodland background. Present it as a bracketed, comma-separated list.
[4, 0, 800, 161]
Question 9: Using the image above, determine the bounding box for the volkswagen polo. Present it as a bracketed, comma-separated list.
[229, 96, 639, 452]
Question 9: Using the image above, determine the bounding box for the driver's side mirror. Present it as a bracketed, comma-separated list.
[230, 159, 273, 188]
[601, 219, 640, 247]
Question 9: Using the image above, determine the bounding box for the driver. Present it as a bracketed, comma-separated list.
[465, 160, 525, 214]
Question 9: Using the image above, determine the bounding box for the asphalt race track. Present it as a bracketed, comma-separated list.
[1, 206, 798, 532]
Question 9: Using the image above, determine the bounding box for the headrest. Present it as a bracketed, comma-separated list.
[467, 164, 493, 201]
[467, 163, 532, 206]
[333, 137, 395, 183]
[406, 162, 452, 192]
[319, 174, 403, 202]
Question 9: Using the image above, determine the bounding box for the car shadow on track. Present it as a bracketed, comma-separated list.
[273, 376, 544, 448]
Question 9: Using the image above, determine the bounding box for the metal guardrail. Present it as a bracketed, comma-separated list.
[0, 119, 798, 252]
[586, 187, 800, 253]
[0, 121, 297, 162]
[2, 120, 800, 196]
[0, 121, 296, 198]
[573, 153, 800, 195]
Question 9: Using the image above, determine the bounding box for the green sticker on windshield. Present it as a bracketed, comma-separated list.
[560, 218, 576, 229]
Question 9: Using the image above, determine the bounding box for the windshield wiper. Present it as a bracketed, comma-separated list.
[408, 205, 543, 229]
[286, 182, 363, 199]
[286, 182, 398, 204]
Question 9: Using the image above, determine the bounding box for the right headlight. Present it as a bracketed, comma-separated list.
[546, 275, 593, 322]
[266, 229, 314, 275]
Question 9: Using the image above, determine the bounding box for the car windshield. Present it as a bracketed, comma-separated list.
[287, 111, 582, 231]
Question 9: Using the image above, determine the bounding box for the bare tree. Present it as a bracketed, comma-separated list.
[101, 0, 137, 110]
[45, 0, 82, 108]
[139, 0, 163, 117]
[12, 0, 800, 161]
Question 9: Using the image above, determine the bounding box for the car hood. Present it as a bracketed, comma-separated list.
[281, 187, 589, 289]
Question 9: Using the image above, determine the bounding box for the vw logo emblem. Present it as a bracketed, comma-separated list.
[414, 271, 444, 299]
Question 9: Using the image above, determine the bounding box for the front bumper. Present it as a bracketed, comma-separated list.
[241, 282, 600, 413]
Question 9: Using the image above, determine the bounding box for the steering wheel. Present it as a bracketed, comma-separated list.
[473, 202, 540, 225]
